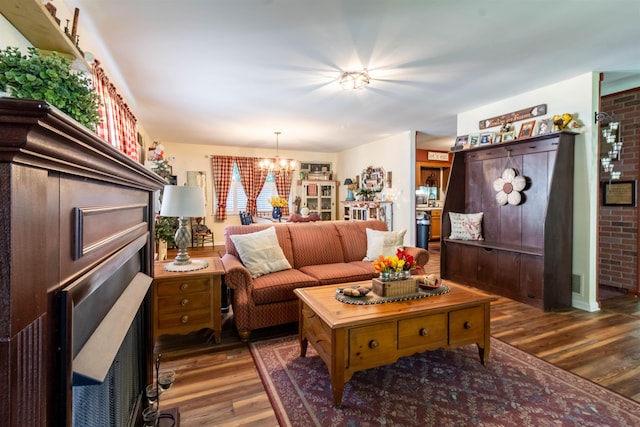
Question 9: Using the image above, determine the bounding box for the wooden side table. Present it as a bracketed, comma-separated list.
[153, 257, 225, 343]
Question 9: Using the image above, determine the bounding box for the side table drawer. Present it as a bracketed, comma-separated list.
[158, 292, 211, 314]
[157, 309, 212, 331]
[448, 306, 485, 347]
[398, 313, 447, 350]
[156, 276, 211, 296]
[349, 322, 396, 371]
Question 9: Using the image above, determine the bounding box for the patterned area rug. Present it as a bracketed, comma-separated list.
[250, 335, 640, 426]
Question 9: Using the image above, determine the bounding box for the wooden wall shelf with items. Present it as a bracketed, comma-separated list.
[0, 0, 91, 70]
[298, 180, 336, 220]
[440, 131, 576, 310]
[341, 201, 393, 231]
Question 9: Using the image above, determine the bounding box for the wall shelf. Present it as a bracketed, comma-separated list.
[1, 0, 90, 70]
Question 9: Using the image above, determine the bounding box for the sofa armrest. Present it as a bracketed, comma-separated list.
[403, 246, 430, 271]
[220, 253, 253, 292]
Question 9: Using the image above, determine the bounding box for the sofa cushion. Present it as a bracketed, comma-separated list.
[229, 226, 291, 278]
[289, 222, 345, 268]
[334, 220, 387, 262]
[225, 223, 294, 267]
[364, 228, 407, 261]
[299, 262, 375, 285]
[251, 269, 319, 305]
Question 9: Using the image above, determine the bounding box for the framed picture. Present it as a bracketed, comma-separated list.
[602, 180, 636, 206]
[518, 120, 536, 139]
[535, 118, 553, 136]
[479, 132, 493, 145]
[455, 135, 469, 147]
[493, 133, 503, 144]
[469, 134, 480, 146]
[502, 131, 516, 142]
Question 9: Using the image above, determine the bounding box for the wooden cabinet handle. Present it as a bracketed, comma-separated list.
[419, 328, 429, 337]
[368, 340, 379, 349]
[180, 298, 189, 306]
[180, 283, 189, 291]
[180, 315, 189, 323]
[464, 321, 472, 329]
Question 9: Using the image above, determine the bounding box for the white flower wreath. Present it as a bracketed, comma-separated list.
[493, 168, 526, 206]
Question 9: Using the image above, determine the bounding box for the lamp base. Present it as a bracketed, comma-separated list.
[164, 258, 209, 272]
[346, 189, 355, 201]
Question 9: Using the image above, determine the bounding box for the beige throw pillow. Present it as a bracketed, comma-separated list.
[449, 212, 484, 241]
[230, 226, 291, 278]
[364, 228, 407, 261]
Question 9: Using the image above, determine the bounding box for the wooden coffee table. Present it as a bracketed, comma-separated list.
[294, 281, 497, 406]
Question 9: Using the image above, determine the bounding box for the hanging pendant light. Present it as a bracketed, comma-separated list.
[259, 131, 297, 175]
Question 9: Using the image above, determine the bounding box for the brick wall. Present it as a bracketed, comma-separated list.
[599, 88, 640, 292]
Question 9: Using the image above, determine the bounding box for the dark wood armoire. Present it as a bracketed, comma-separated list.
[0, 98, 166, 426]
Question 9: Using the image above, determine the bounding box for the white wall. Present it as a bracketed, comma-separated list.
[160, 141, 338, 245]
[457, 72, 600, 311]
[336, 131, 416, 244]
[0, 14, 32, 51]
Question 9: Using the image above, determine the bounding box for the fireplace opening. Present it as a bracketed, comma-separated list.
[61, 235, 152, 427]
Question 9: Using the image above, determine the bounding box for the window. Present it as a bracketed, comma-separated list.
[225, 163, 278, 213]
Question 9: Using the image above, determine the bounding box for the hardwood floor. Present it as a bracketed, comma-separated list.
[155, 244, 640, 426]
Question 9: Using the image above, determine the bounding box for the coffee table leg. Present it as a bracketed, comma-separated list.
[478, 344, 489, 365]
[300, 336, 308, 357]
[331, 378, 345, 407]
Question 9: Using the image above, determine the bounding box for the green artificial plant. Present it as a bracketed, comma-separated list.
[0, 46, 101, 128]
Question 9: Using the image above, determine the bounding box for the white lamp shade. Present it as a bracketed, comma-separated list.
[160, 185, 206, 217]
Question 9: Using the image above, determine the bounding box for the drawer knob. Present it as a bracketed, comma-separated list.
[180, 298, 189, 306]
[180, 283, 189, 291]
[419, 328, 429, 337]
[464, 321, 473, 330]
[180, 315, 189, 324]
[368, 340, 379, 349]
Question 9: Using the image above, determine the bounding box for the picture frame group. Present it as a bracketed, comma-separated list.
[452, 117, 556, 151]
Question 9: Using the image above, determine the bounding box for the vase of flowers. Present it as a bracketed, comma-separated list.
[372, 249, 420, 281]
[269, 196, 288, 222]
[397, 248, 419, 276]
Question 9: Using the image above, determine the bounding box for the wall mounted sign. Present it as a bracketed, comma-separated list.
[479, 104, 547, 130]
[602, 180, 636, 206]
[427, 152, 450, 161]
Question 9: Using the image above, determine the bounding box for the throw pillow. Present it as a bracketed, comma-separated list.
[229, 227, 291, 278]
[449, 212, 484, 241]
[364, 228, 407, 261]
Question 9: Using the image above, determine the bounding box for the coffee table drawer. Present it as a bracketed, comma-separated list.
[449, 306, 485, 347]
[349, 322, 396, 370]
[398, 313, 447, 350]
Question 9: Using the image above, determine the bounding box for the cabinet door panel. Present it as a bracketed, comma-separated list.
[520, 254, 544, 304]
[444, 243, 478, 282]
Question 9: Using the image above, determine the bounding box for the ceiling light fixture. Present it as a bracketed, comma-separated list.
[259, 131, 297, 175]
[339, 69, 370, 90]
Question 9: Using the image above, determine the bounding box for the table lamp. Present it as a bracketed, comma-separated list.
[160, 185, 209, 272]
[344, 178, 355, 201]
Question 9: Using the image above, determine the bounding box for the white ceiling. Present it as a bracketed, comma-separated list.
[66, 0, 640, 152]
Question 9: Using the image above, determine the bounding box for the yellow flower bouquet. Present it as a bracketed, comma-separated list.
[269, 196, 288, 207]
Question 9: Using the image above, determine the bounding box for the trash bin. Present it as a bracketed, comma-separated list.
[416, 217, 430, 249]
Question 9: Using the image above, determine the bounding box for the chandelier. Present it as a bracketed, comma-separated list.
[259, 131, 297, 175]
[339, 69, 370, 90]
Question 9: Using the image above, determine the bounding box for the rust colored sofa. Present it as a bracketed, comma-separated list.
[221, 220, 429, 341]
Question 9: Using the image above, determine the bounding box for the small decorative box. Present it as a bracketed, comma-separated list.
[371, 278, 419, 297]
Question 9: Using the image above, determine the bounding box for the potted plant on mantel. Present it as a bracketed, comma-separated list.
[0, 46, 101, 129]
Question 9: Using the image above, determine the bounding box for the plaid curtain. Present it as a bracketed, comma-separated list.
[92, 60, 138, 161]
[274, 172, 293, 216]
[211, 155, 234, 221]
[235, 157, 266, 215]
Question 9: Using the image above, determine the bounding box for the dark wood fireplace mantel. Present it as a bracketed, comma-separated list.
[0, 98, 166, 426]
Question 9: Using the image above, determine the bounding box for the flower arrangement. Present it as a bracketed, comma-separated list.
[269, 196, 288, 207]
[396, 248, 418, 271]
[372, 249, 420, 275]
